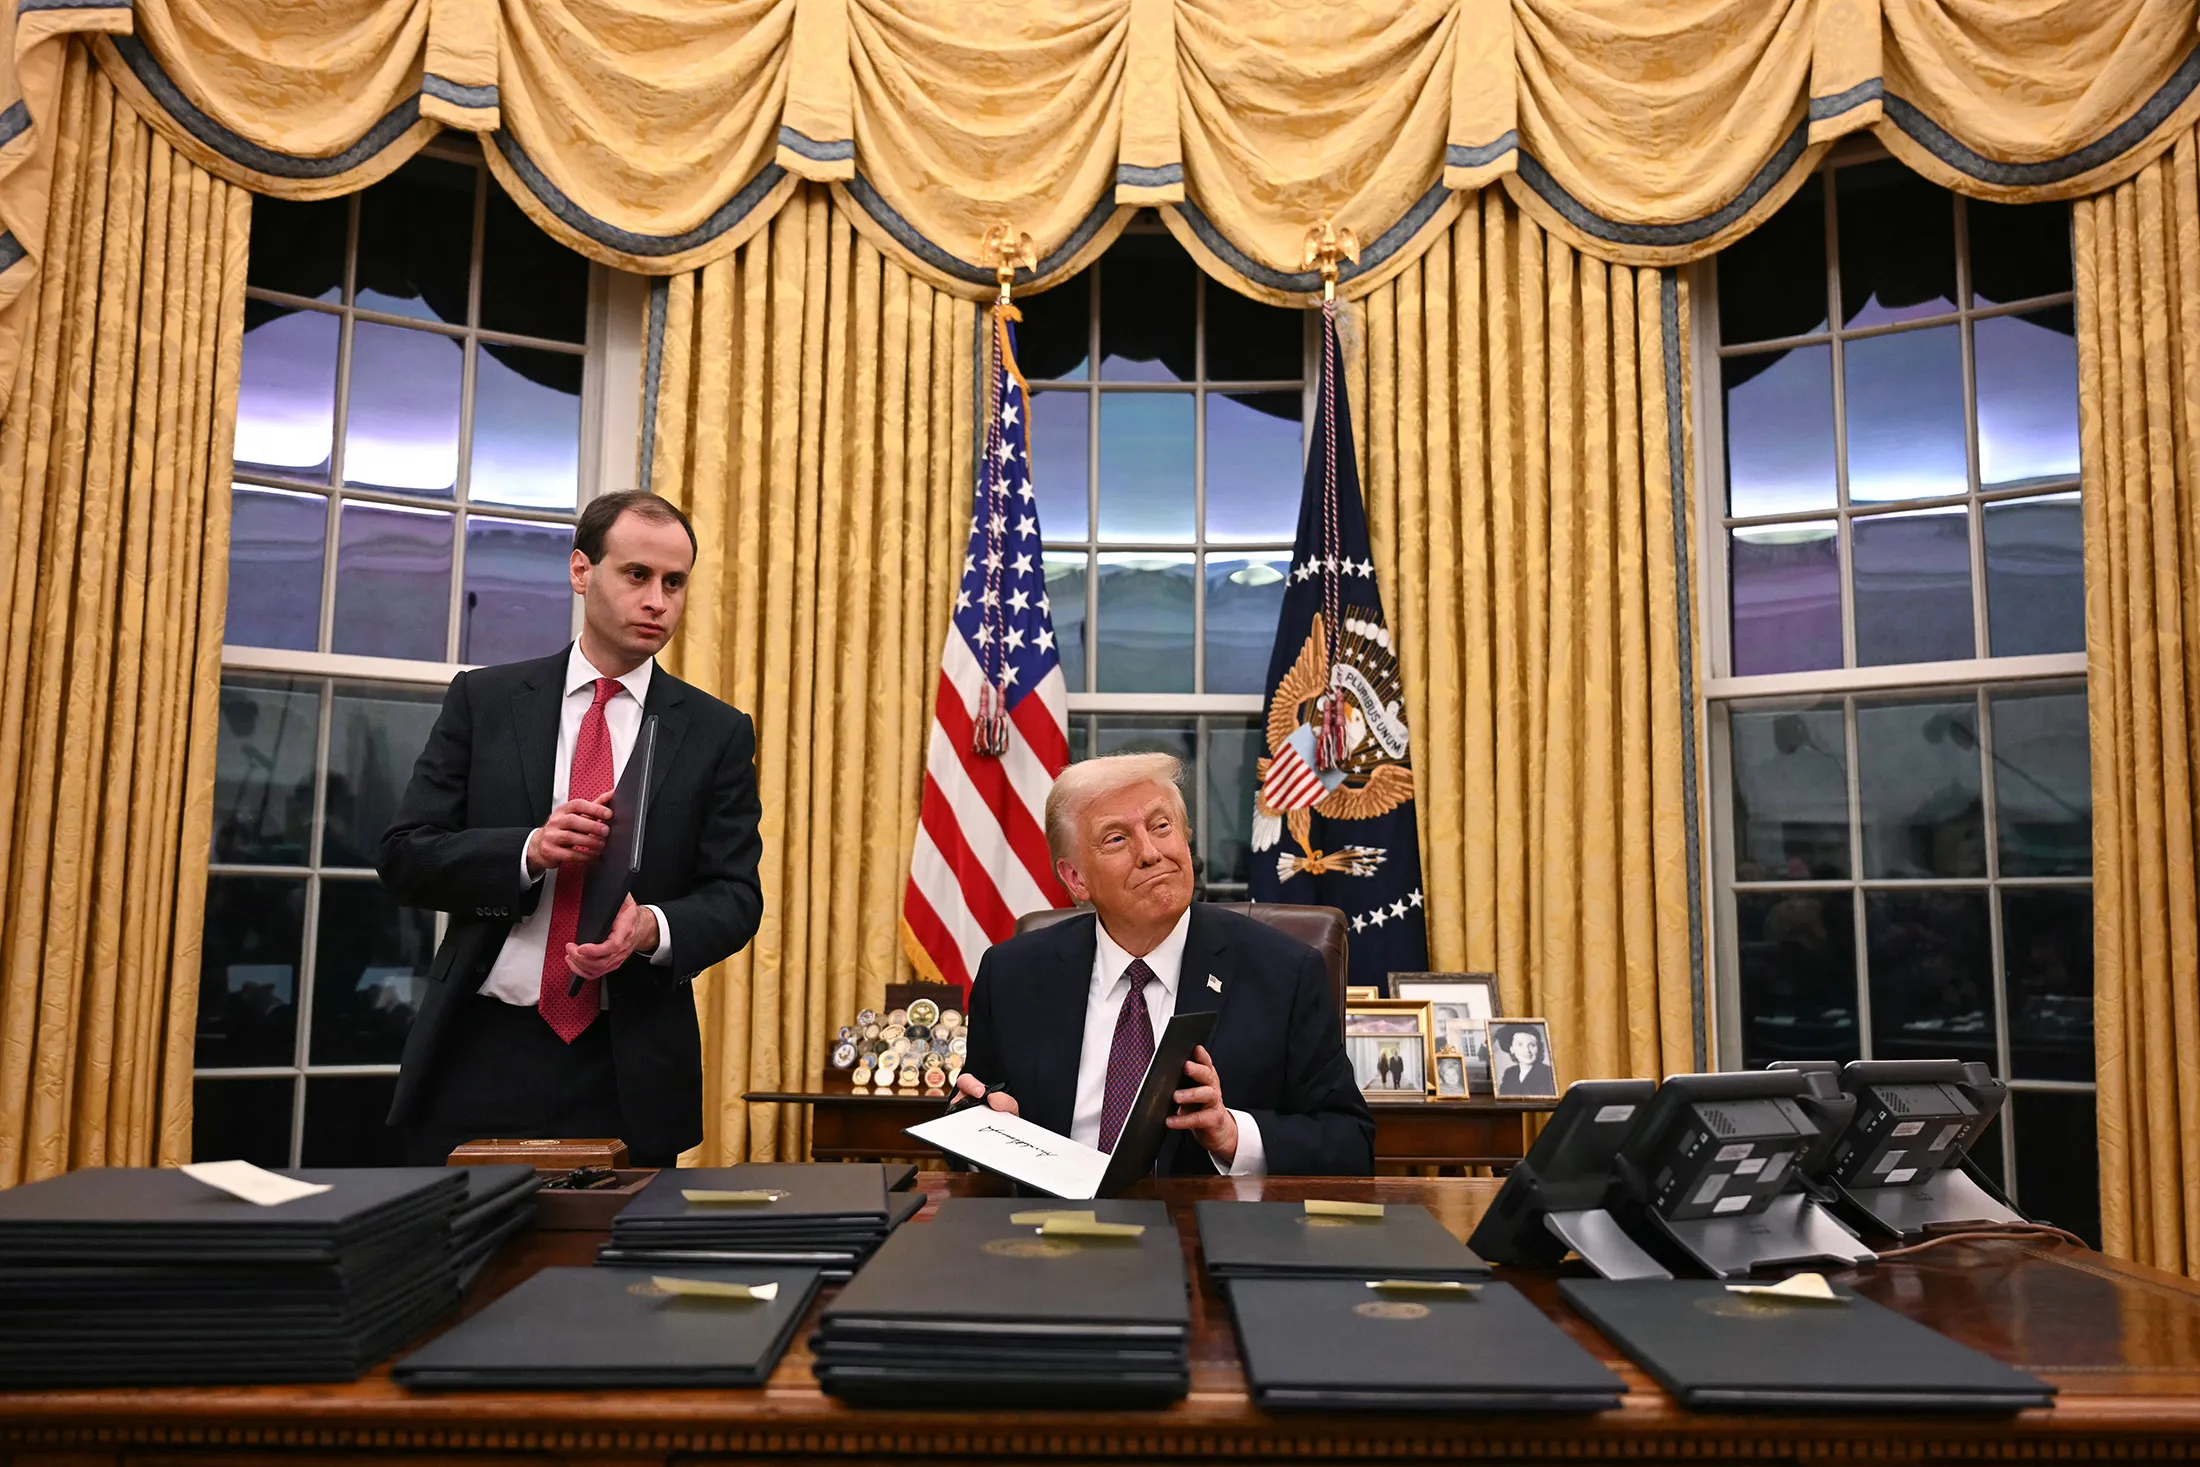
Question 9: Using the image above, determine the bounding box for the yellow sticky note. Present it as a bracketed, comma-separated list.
[1725, 1273, 1844, 1303]
[1037, 1217, 1146, 1239]
[682, 1189, 777, 1205]
[1366, 1279, 1480, 1295]
[651, 1276, 780, 1302]
[1009, 1209, 1098, 1226]
[1305, 1199, 1385, 1218]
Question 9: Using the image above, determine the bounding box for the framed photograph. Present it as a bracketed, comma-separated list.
[1432, 1048, 1470, 1100]
[1344, 1000, 1435, 1101]
[1345, 985, 1381, 1002]
[1488, 1018, 1560, 1100]
[1390, 974, 1501, 1094]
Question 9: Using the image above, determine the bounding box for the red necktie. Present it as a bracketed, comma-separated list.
[538, 677, 620, 1042]
[1096, 959, 1156, 1153]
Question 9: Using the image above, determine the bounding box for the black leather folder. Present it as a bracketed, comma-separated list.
[1229, 1278, 1623, 1411]
[1195, 1200, 1490, 1283]
[1559, 1278, 2056, 1410]
[612, 1164, 890, 1230]
[575, 714, 656, 947]
[394, 1265, 822, 1389]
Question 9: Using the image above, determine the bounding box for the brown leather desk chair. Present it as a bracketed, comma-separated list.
[1012, 903, 1351, 1018]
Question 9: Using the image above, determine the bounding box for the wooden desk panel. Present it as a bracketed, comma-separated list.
[6, 1174, 2200, 1464]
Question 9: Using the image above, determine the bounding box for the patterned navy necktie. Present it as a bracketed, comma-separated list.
[1096, 959, 1156, 1153]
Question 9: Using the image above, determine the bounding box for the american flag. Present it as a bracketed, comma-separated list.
[901, 304, 1072, 996]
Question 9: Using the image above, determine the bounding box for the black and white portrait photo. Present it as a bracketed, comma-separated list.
[1489, 1019, 1558, 1099]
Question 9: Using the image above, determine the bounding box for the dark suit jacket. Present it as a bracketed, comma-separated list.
[962, 903, 1374, 1176]
[377, 647, 764, 1159]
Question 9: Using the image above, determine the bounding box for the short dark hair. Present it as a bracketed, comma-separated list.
[574, 491, 697, 565]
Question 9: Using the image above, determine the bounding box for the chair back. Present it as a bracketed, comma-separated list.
[1012, 903, 1351, 1017]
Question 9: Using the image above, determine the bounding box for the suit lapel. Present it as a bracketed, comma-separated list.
[509, 650, 569, 825]
[641, 666, 689, 810]
[1027, 913, 1097, 1135]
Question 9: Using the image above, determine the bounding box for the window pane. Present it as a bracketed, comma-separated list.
[1865, 888, 1995, 1071]
[1975, 309, 2078, 490]
[1100, 234, 1194, 382]
[1203, 718, 1263, 889]
[332, 501, 453, 661]
[1204, 556, 1287, 694]
[2002, 887, 2093, 1082]
[1095, 553, 1194, 693]
[1969, 199, 2073, 307]
[1730, 525, 1842, 675]
[310, 879, 433, 1065]
[2011, 1090, 2101, 1248]
[1097, 391, 1194, 542]
[302, 1074, 404, 1167]
[462, 515, 574, 667]
[1990, 687, 2091, 876]
[1206, 281, 1303, 382]
[355, 156, 474, 326]
[1856, 697, 1986, 878]
[1735, 889, 1857, 1068]
[1728, 705, 1849, 880]
[1045, 552, 1088, 692]
[1984, 493, 2084, 657]
[1717, 173, 1826, 345]
[1852, 506, 1974, 666]
[235, 304, 338, 480]
[1030, 389, 1089, 540]
[192, 1076, 294, 1167]
[1843, 324, 1968, 503]
[1206, 392, 1303, 543]
[470, 344, 581, 509]
[1724, 345, 1837, 517]
[1091, 716, 1196, 763]
[213, 677, 319, 865]
[323, 681, 447, 869]
[480, 186, 589, 344]
[225, 486, 326, 651]
[195, 875, 306, 1068]
[343, 322, 462, 495]
[1837, 161, 1956, 327]
[246, 196, 344, 304]
[1014, 281, 1089, 382]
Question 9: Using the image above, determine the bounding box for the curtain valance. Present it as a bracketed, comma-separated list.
[0, 0, 2195, 390]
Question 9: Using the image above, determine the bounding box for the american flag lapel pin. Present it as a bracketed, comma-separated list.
[1208, 975, 1223, 993]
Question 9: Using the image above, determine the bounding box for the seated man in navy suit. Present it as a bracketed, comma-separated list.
[956, 753, 1373, 1176]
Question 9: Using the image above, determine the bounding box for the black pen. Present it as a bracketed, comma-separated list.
[945, 1079, 1012, 1115]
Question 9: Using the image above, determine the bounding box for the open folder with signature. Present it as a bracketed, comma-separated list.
[904, 1010, 1215, 1199]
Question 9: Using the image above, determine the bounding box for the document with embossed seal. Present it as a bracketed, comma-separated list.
[905, 1010, 1215, 1199]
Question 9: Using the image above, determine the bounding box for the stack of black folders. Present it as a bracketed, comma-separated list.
[595, 1164, 923, 1281]
[0, 1167, 469, 1387]
[1195, 1199, 1491, 1285]
[393, 1265, 824, 1390]
[449, 1164, 542, 1289]
[1560, 1279, 2056, 1411]
[812, 1197, 1191, 1408]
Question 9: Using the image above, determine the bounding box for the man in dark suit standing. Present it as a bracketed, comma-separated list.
[956, 753, 1372, 1176]
[379, 491, 762, 1166]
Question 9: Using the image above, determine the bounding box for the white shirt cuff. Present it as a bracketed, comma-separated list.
[645, 905, 673, 966]
[1212, 1109, 1266, 1177]
[521, 832, 544, 886]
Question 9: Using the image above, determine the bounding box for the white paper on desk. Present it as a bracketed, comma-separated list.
[179, 1160, 332, 1207]
[904, 1106, 1109, 1200]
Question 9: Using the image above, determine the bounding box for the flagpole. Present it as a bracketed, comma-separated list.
[972, 224, 1037, 758]
[1300, 222, 1361, 773]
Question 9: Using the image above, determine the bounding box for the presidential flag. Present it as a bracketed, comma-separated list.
[1248, 302, 1427, 991]
[901, 304, 1072, 996]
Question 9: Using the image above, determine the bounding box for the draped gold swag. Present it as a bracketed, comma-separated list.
[2076, 131, 2200, 1276]
[0, 49, 244, 1185]
[1347, 192, 1700, 1087]
[644, 185, 976, 1164]
[0, 1, 2194, 398]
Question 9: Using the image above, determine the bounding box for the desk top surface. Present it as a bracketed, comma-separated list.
[5, 1172, 2200, 1463]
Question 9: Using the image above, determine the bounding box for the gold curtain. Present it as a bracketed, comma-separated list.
[644, 184, 976, 1163]
[0, 47, 245, 1185]
[1350, 187, 1702, 1085]
[2076, 130, 2200, 1275]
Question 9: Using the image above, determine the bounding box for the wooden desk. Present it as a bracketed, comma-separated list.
[7, 1174, 2200, 1463]
[746, 1081, 1553, 1170]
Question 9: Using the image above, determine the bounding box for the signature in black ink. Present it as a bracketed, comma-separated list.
[978, 1124, 1055, 1158]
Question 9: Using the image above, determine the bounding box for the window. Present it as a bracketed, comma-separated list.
[1702, 156, 2096, 1242]
[196, 144, 611, 1167]
[1015, 221, 1310, 895]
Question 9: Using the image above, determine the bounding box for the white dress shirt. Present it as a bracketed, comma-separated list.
[1071, 908, 1266, 1176]
[478, 644, 674, 1006]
